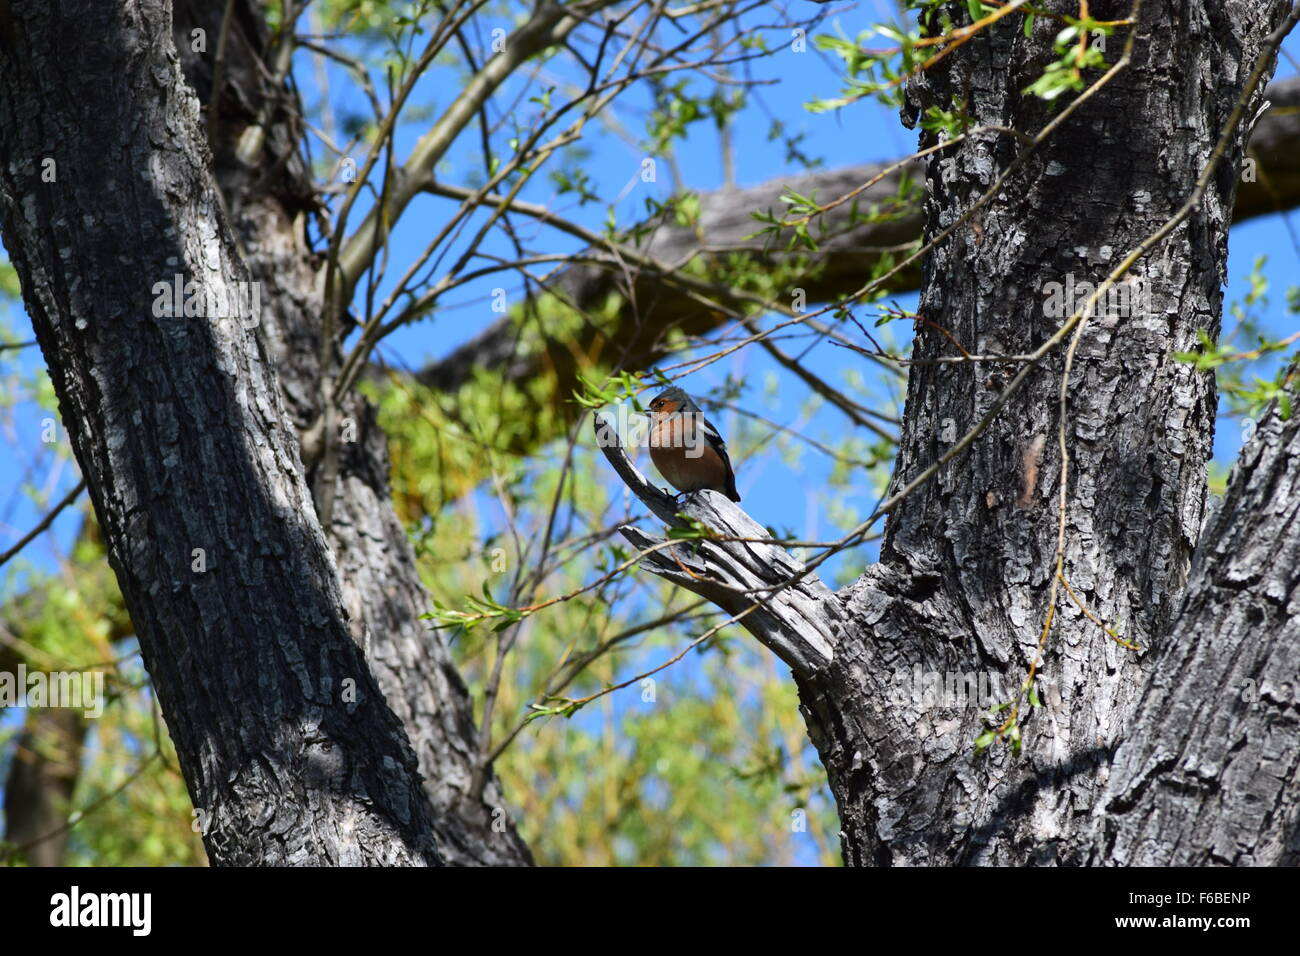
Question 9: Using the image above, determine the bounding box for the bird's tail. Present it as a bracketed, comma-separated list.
[724, 462, 741, 502]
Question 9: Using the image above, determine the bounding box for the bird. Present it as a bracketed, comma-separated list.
[645, 386, 741, 502]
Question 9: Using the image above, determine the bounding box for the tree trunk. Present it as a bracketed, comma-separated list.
[169, 0, 532, 865]
[604, 0, 1300, 866]
[1099, 358, 1300, 865]
[0, 0, 443, 866]
[2, 709, 86, 866]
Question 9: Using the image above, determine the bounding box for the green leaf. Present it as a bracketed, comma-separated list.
[0, 260, 20, 300]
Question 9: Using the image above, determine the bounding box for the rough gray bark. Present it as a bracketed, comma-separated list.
[0, 0, 442, 866]
[604, 0, 1300, 865]
[844, 0, 1245, 865]
[169, 0, 532, 866]
[1099, 360, 1300, 865]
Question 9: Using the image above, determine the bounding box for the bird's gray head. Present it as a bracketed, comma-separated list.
[648, 386, 697, 415]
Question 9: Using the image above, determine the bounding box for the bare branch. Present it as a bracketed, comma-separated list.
[592, 413, 838, 679]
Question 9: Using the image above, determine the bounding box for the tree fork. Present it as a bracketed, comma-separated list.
[599, 0, 1300, 865]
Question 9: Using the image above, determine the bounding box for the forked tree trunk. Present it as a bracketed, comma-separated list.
[844, 0, 1296, 865]
[606, 0, 1300, 866]
[1099, 372, 1300, 865]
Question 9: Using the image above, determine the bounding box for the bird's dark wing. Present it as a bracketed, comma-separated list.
[702, 415, 741, 502]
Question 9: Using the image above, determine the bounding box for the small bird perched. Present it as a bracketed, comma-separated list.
[646, 386, 741, 502]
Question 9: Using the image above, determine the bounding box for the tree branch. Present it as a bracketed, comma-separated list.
[592, 414, 839, 680]
[419, 76, 1300, 395]
[336, 0, 622, 291]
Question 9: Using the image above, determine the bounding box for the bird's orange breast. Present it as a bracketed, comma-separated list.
[649, 415, 727, 493]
